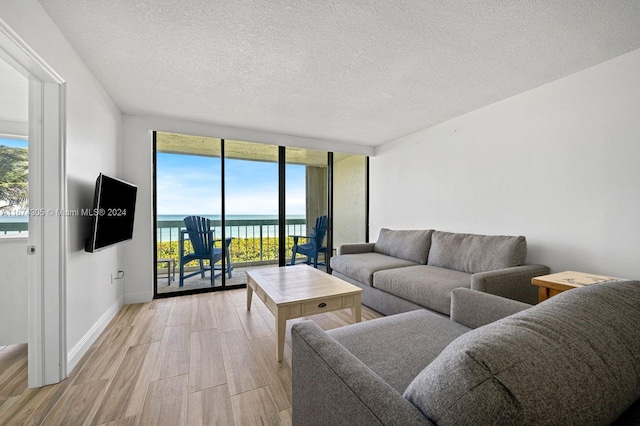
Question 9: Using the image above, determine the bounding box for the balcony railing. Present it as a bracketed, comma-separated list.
[156, 218, 307, 266]
[0, 221, 28, 235]
[1, 218, 310, 267]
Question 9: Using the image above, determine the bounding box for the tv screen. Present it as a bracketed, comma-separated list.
[85, 174, 137, 252]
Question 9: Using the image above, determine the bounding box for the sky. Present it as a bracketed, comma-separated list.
[156, 152, 306, 216]
[0, 137, 307, 216]
[0, 137, 28, 148]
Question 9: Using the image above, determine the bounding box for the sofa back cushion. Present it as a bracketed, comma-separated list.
[427, 231, 526, 273]
[403, 280, 640, 425]
[374, 228, 433, 264]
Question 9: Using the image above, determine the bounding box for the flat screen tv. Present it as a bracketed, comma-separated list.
[85, 173, 137, 252]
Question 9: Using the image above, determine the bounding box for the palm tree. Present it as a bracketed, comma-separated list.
[0, 145, 29, 211]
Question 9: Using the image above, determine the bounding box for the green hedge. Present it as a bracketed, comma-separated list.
[157, 237, 302, 266]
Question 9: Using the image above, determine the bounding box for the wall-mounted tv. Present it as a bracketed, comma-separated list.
[85, 173, 138, 253]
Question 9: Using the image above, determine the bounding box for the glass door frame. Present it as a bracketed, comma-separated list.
[152, 132, 369, 299]
[153, 134, 243, 298]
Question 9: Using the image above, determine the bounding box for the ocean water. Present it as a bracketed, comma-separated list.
[0, 213, 308, 240]
[157, 214, 304, 222]
[0, 215, 28, 222]
[156, 214, 306, 242]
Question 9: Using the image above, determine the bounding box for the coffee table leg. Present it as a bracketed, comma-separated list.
[276, 306, 287, 362]
[352, 294, 362, 323]
[246, 285, 253, 310]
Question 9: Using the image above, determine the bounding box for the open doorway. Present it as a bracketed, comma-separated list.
[1, 20, 67, 388]
[0, 56, 29, 390]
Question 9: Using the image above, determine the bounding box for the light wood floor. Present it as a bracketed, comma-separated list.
[0, 288, 382, 425]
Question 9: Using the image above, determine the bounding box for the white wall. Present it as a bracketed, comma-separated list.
[372, 48, 640, 280]
[0, 1, 124, 366]
[0, 120, 27, 137]
[0, 237, 27, 344]
[121, 115, 374, 302]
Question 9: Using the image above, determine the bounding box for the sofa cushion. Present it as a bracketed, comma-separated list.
[330, 252, 418, 286]
[403, 280, 640, 425]
[373, 265, 471, 315]
[328, 310, 470, 393]
[427, 231, 527, 273]
[374, 228, 433, 264]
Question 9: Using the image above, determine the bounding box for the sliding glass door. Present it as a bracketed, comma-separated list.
[285, 147, 328, 268]
[153, 131, 368, 298]
[154, 132, 226, 296]
[223, 140, 280, 286]
[332, 154, 368, 254]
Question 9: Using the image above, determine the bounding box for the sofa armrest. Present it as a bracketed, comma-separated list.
[471, 264, 550, 305]
[450, 288, 532, 329]
[338, 242, 376, 255]
[292, 321, 432, 426]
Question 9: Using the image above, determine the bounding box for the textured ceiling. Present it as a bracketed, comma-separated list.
[38, 0, 640, 147]
[0, 58, 28, 124]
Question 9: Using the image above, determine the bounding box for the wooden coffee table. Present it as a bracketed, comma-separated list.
[532, 270, 620, 302]
[246, 264, 362, 361]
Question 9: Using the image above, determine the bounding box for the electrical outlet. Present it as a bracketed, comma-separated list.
[111, 270, 125, 284]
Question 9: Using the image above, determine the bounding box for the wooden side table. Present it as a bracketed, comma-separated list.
[531, 271, 620, 302]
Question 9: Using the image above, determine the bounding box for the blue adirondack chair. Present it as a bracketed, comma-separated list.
[178, 216, 233, 286]
[289, 215, 328, 268]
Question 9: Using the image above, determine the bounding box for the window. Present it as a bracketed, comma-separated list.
[0, 137, 28, 235]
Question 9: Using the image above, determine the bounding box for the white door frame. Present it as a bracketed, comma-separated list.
[0, 18, 67, 387]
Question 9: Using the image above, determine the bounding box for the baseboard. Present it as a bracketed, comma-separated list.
[124, 291, 154, 304]
[66, 295, 123, 373]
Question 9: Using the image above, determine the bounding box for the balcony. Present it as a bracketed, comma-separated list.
[156, 217, 322, 294]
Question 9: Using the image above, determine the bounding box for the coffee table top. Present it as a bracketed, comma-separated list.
[532, 270, 621, 289]
[246, 264, 362, 306]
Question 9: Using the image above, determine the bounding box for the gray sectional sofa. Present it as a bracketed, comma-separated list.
[330, 228, 550, 316]
[292, 280, 640, 425]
